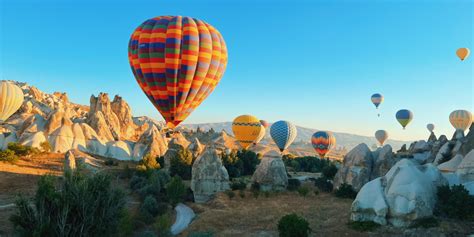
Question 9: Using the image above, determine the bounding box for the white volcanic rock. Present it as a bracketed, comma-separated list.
[438, 154, 463, 172]
[64, 150, 77, 172]
[370, 145, 396, 179]
[133, 125, 167, 160]
[456, 149, 474, 183]
[1, 132, 18, 150]
[87, 111, 115, 141]
[251, 150, 288, 191]
[20, 132, 47, 149]
[170, 132, 190, 149]
[44, 109, 66, 134]
[334, 143, 374, 191]
[105, 140, 132, 160]
[433, 142, 453, 165]
[351, 159, 447, 227]
[48, 118, 74, 153]
[87, 93, 121, 140]
[80, 123, 107, 156]
[191, 148, 230, 203]
[111, 95, 137, 140]
[71, 123, 87, 151]
[188, 137, 205, 158]
[351, 178, 388, 225]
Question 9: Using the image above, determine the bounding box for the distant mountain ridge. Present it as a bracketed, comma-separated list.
[181, 122, 411, 151]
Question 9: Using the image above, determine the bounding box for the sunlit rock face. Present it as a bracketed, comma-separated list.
[251, 150, 288, 191]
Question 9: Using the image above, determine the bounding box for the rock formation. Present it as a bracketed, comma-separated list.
[456, 149, 474, 183]
[188, 137, 205, 158]
[251, 150, 288, 191]
[191, 148, 230, 203]
[351, 159, 447, 227]
[64, 150, 77, 172]
[87, 93, 121, 141]
[334, 143, 374, 191]
[132, 125, 168, 159]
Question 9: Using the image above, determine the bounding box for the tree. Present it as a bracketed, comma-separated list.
[278, 214, 311, 237]
[166, 176, 186, 206]
[40, 141, 52, 153]
[169, 148, 194, 180]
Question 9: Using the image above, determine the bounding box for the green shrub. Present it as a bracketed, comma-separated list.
[409, 217, 439, 228]
[287, 178, 301, 191]
[169, 148, 194, 180]
[7, 142, 37, 156]
[334, 183, 357, 199]
[120, 164, 133, 179]
[39, 141, 51, 153]
[230, 179, 247, 190]
[239, 190, 245, 198]
[221, 149, 260, 178]
[166, 176, 186, 206]
[313, 190, 319, 196]
[188, 231, 214, 237]
[322, 164, 338, 180]
[282, 155, 335, 173]
[277, 214, 311, 237]
[348, 221, 380, 232]
[314, 177, 333, 192]
[154, 213, 172, 237]
[0, 149, 18, 163]
[225, 190, 235, 199]
[104, 159, 117, 166]
[10, 171, 126, 236]
[118, 209, 133, 237]
[139, 154, 160, 170]
[263, 191, 271, 198]
[435, 185, 474, 220]
[130, 170, 170, 200]
[140, 195, 160, 222]
[297, 186, 310, 197]
[251, 182, 260, 191]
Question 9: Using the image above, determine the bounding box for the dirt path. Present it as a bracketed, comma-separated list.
[171, 203, 196, 235]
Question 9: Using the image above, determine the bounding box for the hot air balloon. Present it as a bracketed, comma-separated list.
[371, 93, 384, 117]
[254, 125, 266, 145]
[449, 110, 472, 132]
[128, 16, 228, 129]
[396, 109, 413, 129]
[311, 131, 336, 158]
[456, 48, 470, 61]
[260, 120, 269, 128]
[427, 123, 435, 133]
[232, 115, 263, 149]
[0, 81, 24, 123]
[374, 130, 388, 146]
[270, 120, 297, 152]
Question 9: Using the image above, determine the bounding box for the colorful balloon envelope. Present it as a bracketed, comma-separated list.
[260, 120, 270, 128]
[270, 120, 297, 152]
[311, 131, 336, 158]
[456, 48, 470, 61]
[449, 110, 472, 132]
[232, 115, 263, 149]
[426, 123, 435, 133]
[128, 16, 228, 129]
[374, 130, 388, 146]
[396, 109, 413, 129]
[0, 81, 24, 122]
[371, 93, 384, 109]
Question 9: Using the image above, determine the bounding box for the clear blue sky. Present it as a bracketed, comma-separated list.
[1, 0, 472, 141]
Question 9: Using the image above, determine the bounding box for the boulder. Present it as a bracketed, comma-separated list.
[251, 151, 288, 191]
[456, 149, 474, 183]
[64, 150, 77, 172]
[1, 132, 17, 150]
[48, 118, 74, 153]
[351, 178, 388, 225]
[20, 132, 47, 149]
[191, 148, 230, 203]
[132, 125, 167, 160]
[80, 123, 107, 156]
[411, 140, 430, 153]
[351, 159, 448, 227]
[44, 109, 65, 134]
[71, 123, 87, 151]
[105, 140, 132, 160]
[334, 143, 373, 191]
[87, 111, 115, 141]
[437, 154, 463, 172]
[433, 142, 454, 165]
[370, 145, 396, 179]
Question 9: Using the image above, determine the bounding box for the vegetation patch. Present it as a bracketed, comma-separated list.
[435, 185, 474, 220]
[409, 217, 439, 228]
[278, 213, 311, 237]
[334, 183, 357, 199]
[348, 221, 381, 232]
[314, 177, 333, 192]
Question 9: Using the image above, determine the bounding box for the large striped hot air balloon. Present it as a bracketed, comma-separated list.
[396, 109, 413, 129]
[374, 130, 388, 146]
[456, 48, 470, 61]
[128, 16, 228, 129]
[449, 110, 472, 132]
[270, 121, 297, 152]
[371, 93, 384, 117]
[232, 115, 263, 149]
[311, 131, 336, 158]
[0, 81, 24, 123]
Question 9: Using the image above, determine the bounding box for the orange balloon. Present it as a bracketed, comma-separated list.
[456, 48, 470, 61]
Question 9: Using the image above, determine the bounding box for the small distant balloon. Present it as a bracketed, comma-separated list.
[449, 110, 472, 132]
[371, 93, 384, 117]
[232, 115, 263, 149]
[374, 130, 388, 146]
[311, 131, 336, 158]
[270, 120, 297, 152]
[0, 81, 24, 122]
[260, 120, 270, 128]
[456, 48, 470, 61]
[396, 109, 413, 129]
[426, 123, 435, 133]
[254, 125, 266, 145]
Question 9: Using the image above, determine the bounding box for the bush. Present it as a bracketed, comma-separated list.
[314, 177, 333, 192]
[348, 221, 380, 232]
[322, 164, 338, 180]
[297, 186, 310, 197]
[166, 176, 186, 206]
[169, 148, 194, 180]
[130, 170, 170, 200]
[282, 155, 335, 173]
[225, 190, 235, 199]
[0, 149, 18, 163]
[409, 217, 439, 228]
[118, 209, 134, 237]
[188, 231, 214, 237]
[7, 142, 37, 156]
[287, 178, 301, 191]
[230, 179, 247, 191]
[104, 159, 117, 166]
[277, 214, 311, 237]
[40, 141, 51, 153]
[221, 150, 260, 178]
[239, 190, 245, 198]
[139, 154, 160, 170]
[154, 214, 172, 237]
[334, 183, 357, 199]
[435, 185, 474, 220]
[140, 195, 160, 222]
[10, 171, 126, 236]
